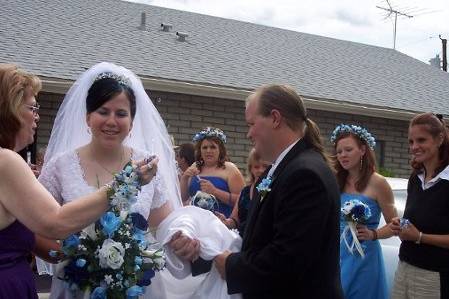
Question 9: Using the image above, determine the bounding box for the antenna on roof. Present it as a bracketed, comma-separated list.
[376, 0, 413, 49]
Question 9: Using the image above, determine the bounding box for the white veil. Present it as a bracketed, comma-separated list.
[44, 62, 182, 209]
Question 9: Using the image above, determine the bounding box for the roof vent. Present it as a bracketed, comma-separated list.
[161, 23, 173, 32]
[138, 12, 146, 30]
[176, 31, 188, 42]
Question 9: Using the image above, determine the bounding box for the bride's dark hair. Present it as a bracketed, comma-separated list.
[86, 77, 137, 119]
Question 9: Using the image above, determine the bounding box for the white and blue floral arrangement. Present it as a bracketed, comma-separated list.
[330, 124, 376, 150]
[192, 127, 227, 144]
[57, 162, 165, 299]
[341, 199, 372, 258]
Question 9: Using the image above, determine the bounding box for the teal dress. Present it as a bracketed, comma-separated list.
[340, 193, 388, 299]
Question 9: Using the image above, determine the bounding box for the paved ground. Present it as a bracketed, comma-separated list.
[35, 273, 51, 299]
[34, 273, 52, 292]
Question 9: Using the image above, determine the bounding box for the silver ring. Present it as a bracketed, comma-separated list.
[147, 163, 153, 170]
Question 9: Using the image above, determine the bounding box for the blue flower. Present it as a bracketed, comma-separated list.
[63, 259, 89, 286]
[132, 230, 147, 249]
[330, 124, 376, 149]
[48, 250, 58, 258]
[100, 211, 122, 238]
[62, 234, 80, 255]
[75, 258, 87, 268]
[256, 176, 272, 202]
[135, 256, 143, 266]
[192, 127, 227, 144]
[137, 269, 155, 287]
[130, 213, 148, 231]
[341, 199, 371, 223]
[63, 234, 80, 248]
[90, 286, 107, 299]
[126, 285, 144, 298]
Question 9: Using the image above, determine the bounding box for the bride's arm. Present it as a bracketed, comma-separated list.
[148, 201, 172, 229]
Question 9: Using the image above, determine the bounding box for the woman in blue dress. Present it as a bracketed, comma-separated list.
[331, 124, 398, 299]
[180, 127, 245, 217]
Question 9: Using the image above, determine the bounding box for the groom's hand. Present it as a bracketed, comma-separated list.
[214, 250, 231, 279]
[168, 231, 200, 262]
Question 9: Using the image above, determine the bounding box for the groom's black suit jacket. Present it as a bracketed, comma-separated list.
[225, 140, 343, 299]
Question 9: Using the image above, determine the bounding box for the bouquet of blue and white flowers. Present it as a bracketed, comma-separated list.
[341, 199, 372, 258]
[58, 162, 165, 299]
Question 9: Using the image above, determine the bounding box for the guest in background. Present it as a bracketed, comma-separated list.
[176, 142, 195, 175]
[390, 113, 449, 299]
[331, 124, 397, 299]
[216, 148, 270, 236]
[180, 127, 245, 217]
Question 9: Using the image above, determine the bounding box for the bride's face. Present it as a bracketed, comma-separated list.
[86, 92, 133, 148]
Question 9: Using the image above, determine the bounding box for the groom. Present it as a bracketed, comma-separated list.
[214, 84, 343, 298]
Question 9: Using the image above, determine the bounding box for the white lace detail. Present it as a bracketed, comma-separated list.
[38, 148, 168, 219]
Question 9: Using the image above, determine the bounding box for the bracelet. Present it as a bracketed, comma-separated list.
[228, 217, 238, 229]
[370, 229, 378, 241]
[415, 231, 423, 244]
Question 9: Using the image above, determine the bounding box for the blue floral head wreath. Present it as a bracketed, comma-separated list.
[192, 127, 227, 144]
[330, 124, 376, 150]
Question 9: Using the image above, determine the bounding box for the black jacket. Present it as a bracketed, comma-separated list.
[225, 140, 343, 299]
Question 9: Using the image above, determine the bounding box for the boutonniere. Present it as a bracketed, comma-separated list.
[256, 176, 272, 202]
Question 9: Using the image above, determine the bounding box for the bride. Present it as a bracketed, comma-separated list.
[36, 62, 241, 299]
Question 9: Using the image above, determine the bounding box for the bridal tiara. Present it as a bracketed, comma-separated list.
[94, 72, 131, 87]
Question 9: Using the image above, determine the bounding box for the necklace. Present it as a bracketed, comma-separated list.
[90, 147, 126, 189]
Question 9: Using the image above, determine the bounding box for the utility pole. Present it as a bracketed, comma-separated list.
[377, 0, 413, 49]
[440, 35, 447, 71]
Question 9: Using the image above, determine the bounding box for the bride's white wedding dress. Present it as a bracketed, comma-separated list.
[37, 149, 242, 299]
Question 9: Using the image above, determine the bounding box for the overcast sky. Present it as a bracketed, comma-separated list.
[128, 0, 448, 64]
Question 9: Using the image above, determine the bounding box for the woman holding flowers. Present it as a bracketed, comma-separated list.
[390, 113, 449, 299]
[35, 62, 196, 299]
[180, 127, 245, 217]
[0, 65, 156, 299]
[331, 124, 397, 299]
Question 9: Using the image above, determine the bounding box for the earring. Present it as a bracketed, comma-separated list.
[360, 156, 363, 170]
[87, 127, 91, 135]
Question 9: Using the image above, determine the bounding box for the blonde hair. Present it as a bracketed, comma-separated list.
[0, 64, 41, 149]
[246, 148, 269, 184]
[252, 84, 332, 167]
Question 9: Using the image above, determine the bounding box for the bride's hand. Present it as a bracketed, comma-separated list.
[134, 157, 159, 186]
[168, 231, 200, 262]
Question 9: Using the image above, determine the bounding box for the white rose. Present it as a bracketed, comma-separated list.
[341, 201, 354, 215]
[98, 239, 125, 270]
[142, 249, 165, 270]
